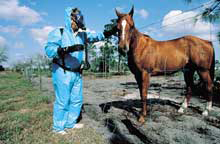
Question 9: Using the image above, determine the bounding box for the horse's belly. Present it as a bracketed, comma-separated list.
[150, 67, 179, 76]
[149, 54, 188, 75]
[160, 53, 188, 69]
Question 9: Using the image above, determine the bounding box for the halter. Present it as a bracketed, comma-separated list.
[129, 25, 135, 39]
[118, 22, 135, 41]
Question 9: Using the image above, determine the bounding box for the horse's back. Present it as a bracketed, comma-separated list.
[154, 35, 214, 69]
[135, 35, 214, 73]
[135, 36, 189, 73]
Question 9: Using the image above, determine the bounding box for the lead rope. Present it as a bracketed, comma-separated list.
[82, 29, 90, 72]
[205, 20, 212, 144]
[124, 53, 129, 120]
[182, 19, 187, 140]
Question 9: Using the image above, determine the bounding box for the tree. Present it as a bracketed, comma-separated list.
[0, 47, 8, 64]
[185, 0, 220, 42]
[88, 44, 99, 72]
[98, 41, 117, 72]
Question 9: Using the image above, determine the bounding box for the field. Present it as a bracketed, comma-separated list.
[1, 71, 220, 144]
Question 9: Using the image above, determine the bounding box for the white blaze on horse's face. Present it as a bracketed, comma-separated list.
[121, 20, 127, 41]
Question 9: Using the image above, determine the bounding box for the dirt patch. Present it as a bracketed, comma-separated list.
[38, 74, 220, 144]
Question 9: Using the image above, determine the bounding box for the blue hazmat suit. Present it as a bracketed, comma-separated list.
[44, 7, 104, 132]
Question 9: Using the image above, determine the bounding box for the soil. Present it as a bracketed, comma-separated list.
[35, 74, 220, 144]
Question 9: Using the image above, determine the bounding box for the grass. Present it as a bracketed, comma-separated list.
[0, 71, 107, 144]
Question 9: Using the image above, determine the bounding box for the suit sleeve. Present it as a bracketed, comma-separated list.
[44, 28, 62, 58]
[86, 32, 105, 43]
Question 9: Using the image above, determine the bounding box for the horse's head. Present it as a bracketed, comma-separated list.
[115, 6, 134, 56]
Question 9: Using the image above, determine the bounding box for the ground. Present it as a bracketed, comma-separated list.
[36, 73, 220, 144]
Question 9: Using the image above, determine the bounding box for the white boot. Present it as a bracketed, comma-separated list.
[73, 123, 84, 129]
[52, 130, 67, 135]
[66, 123, 84, 131]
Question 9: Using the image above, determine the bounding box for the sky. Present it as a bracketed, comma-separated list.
[0, 0, 219, 67]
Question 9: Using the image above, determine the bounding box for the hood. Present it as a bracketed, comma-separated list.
[64, 7, 74, 33]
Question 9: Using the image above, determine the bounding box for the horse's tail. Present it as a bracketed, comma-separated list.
[210, 43, 215, 82]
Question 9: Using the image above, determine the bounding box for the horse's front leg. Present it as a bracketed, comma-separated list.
[138, 71, 150, 124]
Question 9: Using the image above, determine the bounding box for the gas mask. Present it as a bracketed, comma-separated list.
[71, 8, 86, 30]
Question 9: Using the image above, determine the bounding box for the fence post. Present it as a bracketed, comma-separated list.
[38, 63, 42, 91]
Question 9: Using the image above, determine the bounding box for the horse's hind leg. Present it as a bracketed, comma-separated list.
[178, 69, 195, 113]
[198, 70, 213, 116]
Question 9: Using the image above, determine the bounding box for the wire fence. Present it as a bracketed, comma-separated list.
[7, 1, 220, 143]
[97, 1, 220, 142]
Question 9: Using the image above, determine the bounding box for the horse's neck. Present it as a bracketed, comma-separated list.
[128, 28, 152, 63]
[131, 28, 140, 41]
[127, 28, 142, 70]
[129, 28, 143, 54]
[127, 28, 139, 59]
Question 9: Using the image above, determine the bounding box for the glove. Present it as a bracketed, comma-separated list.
[57, 47, 66, 58]
[103, 25, 118, 39]
[103, 30, 112, 39]
[103, 19, 118, 39]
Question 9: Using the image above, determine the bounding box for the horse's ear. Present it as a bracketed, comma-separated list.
[129, 5, 134, 18]
[115, 8, 123, 18]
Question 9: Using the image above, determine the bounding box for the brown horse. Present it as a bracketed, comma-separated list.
[115, 6, 215, 123]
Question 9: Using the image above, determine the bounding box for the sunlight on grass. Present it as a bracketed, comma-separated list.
[0, 72, 106, 143]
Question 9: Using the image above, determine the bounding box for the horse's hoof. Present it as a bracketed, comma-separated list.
[138, 116, 145, 124]
[178, 107, 185, 113]
[202, 110, 208, 116]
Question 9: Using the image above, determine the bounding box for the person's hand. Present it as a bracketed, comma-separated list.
[103, 30, 112, 39]
[103, 25, 118, 39]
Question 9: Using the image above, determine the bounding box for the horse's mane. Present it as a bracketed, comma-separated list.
[143, 34, 151, 38]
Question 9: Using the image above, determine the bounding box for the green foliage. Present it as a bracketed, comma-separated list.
[0, 72, 52, 143]
[12, 54, 51, 72]
[88, 40, 128, 74]
[200, 1, 220, 23]
[0, 47, 8, 64]
[215, 69, 220, 78]
[185, 0, 220, 42]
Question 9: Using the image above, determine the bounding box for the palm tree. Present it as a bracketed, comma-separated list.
[185, 0, 220, 42]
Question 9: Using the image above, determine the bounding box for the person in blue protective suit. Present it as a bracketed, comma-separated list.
[45, 7, 112, 135]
